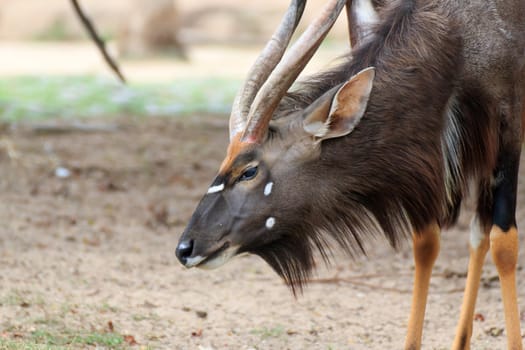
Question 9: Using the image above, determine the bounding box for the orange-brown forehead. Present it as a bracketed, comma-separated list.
[219, 135, 257, 176]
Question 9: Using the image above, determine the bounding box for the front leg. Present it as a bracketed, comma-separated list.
[404, 222, 440, 350]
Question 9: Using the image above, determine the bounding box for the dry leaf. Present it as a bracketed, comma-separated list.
[485, 327, 504, 337]
[124, 334, 138, 345]
[474, 313, 485, 322]
[191, 329, 203, 337]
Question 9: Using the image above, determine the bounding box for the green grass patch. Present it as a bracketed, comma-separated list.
[30, 329, 123, 347]
[98, 302, 120, 314]
[250, 325, 286, 339]
[0, 329, 130, 350]
[0, 338, 61, 350]
[0, 76, 240, 121]
[0, 290, 44, 308]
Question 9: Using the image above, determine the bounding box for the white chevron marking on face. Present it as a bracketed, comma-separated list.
[207, 183, 225, 194]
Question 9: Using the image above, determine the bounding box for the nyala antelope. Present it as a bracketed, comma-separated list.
[176, 0, 525, 348]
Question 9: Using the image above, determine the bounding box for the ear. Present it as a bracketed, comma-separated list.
[303, 67, 375, 140]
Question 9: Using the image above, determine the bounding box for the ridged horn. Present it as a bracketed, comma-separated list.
[241, 0, 347, 143]
[229, 0, 307, 140]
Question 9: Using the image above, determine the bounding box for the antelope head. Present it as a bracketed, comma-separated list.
[176, 0, 375, 288]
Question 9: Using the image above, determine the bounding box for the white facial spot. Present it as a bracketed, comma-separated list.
[207, 183, 224, 194]
[265, 217, 276, 229]
[264, 182, 274, 196]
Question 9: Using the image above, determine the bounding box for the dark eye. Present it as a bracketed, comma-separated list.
[239, 166, 258, 181]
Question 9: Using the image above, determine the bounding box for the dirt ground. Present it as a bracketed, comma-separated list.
[0, 0, 523, 347]
[0, 114, 524, 350]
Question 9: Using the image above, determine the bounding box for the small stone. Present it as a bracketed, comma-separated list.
[55, 167, 71, 178]
[195, 310, 207, 319]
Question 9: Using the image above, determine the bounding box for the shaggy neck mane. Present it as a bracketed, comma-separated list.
[281, 0, 459, 113]
[258, 0, 465, 292]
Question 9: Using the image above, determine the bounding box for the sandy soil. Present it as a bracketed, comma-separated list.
[0, 0, 523, 348]
[0, 115, 524, 350]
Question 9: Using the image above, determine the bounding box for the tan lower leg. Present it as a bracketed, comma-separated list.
[490, 225, 523, 350]
[404, 222, 440, 350]
[452, 219, 490, 350]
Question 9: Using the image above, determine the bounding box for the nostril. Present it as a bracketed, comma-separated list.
[176, 239, 194, 263]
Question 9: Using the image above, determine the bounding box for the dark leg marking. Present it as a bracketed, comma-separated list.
[492, 151, 519, 232]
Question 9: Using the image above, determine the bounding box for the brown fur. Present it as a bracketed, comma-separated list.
[178, 0, 525, 347]
[276, 1, 463, 247]
[179, 0, 525, 306]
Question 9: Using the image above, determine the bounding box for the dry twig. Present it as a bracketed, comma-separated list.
[70, 0, 127, 83]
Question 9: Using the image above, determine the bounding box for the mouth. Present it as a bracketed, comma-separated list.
[186, 242, 238, 270]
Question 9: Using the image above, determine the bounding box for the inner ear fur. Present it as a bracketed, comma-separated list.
[303, 67, 375, 140]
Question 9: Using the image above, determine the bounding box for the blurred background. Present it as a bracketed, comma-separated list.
[1, 2, 395, 350]
[0, 0, 351, 121]
[2, 1, 522, 350]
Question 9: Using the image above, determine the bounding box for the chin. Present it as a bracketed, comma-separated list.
[196, 245, 239, 270]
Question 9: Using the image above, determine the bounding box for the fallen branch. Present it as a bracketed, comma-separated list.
[70, 0, 127, 83]
[30, 122, 119, 134]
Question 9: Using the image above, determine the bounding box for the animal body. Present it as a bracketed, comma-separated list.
[176, 0, 525, 348]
